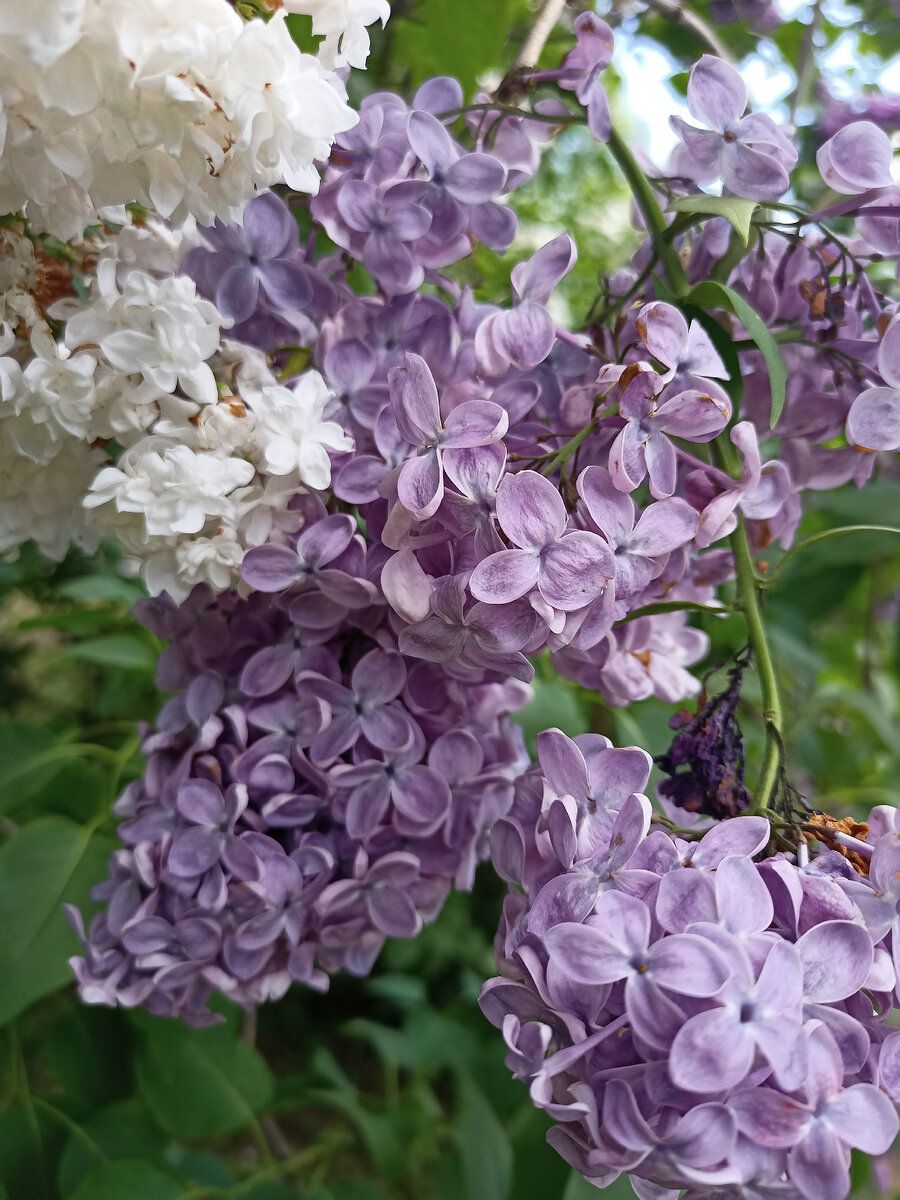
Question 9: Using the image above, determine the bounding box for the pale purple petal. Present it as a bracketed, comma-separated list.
[688, 55, 747, 131]
[636, 302, 689, 371]
[627, 498, 698, 556]
[440, 399, 508, 448]
[544, 921, 631, 984]
[826, 1084, 899, 1154]
[388, 352, 441, 444]
[397, 449, 444, 520]
[241, 544, 299, 591]
[670, 1008, 753, 1092]
[817, 121, 894, 194]
[795, 920, 873, 1003]
[538, 531, 615, 612]
[168, 826, 225, 877]
[496, 469, 567, 548]
[407, 110, 456, 175]
[649, 932, 728, 996]
[368, 885, 422, 938]
[787, 1121, 849, 1200]
[469, 548, 540, 604]
[491, 302, 556, 369]
[511, 234, 577, 304]
[577, 465, 635, 544]
[728, 1089, 808, 1149]
[537, 728, 589, 801]
[445, 153, 506, 204]
[846, 387, 900, 452]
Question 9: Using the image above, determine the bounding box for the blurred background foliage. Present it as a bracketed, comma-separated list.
[2, 1, 900, 1198]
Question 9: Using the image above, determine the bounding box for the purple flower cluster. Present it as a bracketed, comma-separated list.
[71, 30, 900, 1045]
[482, 730, 900, 1199]
[68, 503, 529, 1023]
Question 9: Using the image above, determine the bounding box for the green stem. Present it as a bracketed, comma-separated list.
[606, 127, 690, 298]
[538, 419, 596, 476]
[731, 517, 783, 815]
[713, 440, 783, 815]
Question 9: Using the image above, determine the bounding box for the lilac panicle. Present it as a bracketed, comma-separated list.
[482, 747, 900, 1197]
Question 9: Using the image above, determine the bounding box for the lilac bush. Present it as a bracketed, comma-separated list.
[17, 2, 898, 1191]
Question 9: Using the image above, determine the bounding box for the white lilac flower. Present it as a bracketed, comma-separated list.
[84, 438, 255, 537]
[0, 0, 358, 239]
[63, 262, 222, 404]
[285, 0, 390, 69]
[251, 372, 353, 490]
[22, 325, 99, 441]
[0, 426, 102, 560]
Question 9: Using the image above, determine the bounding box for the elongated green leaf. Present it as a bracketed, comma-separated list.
[769, 524, 900, 583]
[0, 817, 114, 1025]
[66, 1160, 182, 1200]
[452, 1075, 512, 1200]
[670, 194, 759, 245]
[65, 635, 156, 671]
[133, 1014, 274, 1140]
[688, 280, 788, 427]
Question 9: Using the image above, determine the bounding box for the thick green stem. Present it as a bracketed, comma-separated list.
[729, 515, 783, 815]
[606, 128, 690, 298]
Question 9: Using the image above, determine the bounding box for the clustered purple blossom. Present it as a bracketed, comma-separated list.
[68, 37, 900, 1194]
[482, 730, 900, 1200]
[68, 501, 529, 1023]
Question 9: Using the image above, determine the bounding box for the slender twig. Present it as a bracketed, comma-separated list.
[515, 0, 570, 70]
[642, 0, 732, 60]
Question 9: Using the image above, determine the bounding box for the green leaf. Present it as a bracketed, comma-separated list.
[133, 1014, 274, 1140]
[65, 1160, 182, 1200]
[769, 524, 900, 584]
[57, 576, 146, 605]
[65, 634, 156, 671]
[57, 1100, 168, 1196]
[0, 721, 68, 808]
[452, 1075, 512, 1200]
[563, 1170, 634, 1198]
[687, 280, 788, 427]
[669, 194, 759, 245]
[0, 817, 114, 1025]
[392, 0, 527, 88]
[42, 1007, 133, 1117]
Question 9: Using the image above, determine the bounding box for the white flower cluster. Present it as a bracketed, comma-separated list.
[0, 0, 389, 240]
[0, 218, 352, 600]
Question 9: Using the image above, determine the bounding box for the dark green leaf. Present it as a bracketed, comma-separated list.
[687, 280, 788, 426]
[42, 1006, 133, 1116]
[65, 1160, 182, 1200]
[452, 1075, 512, 1200]
[57, 1099, 168, 1196]
[133, 1014, 274, 1139]
[0, 818, 115, 1025]
[65, 635, 156, 671]
[392, 0, 527, 88]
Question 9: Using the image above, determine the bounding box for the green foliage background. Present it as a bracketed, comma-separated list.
[1, 2, 900, 1198]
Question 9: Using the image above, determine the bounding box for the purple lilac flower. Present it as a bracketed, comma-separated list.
[182, 193, 324, 342]
[670, 55, 798, 200]
[816, 121, 895, 195]
[481, 771, 900, 1199]
[469, 469, 615, 620]
[67, 508, 530, 1023]
[556, 13, 614, 142]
